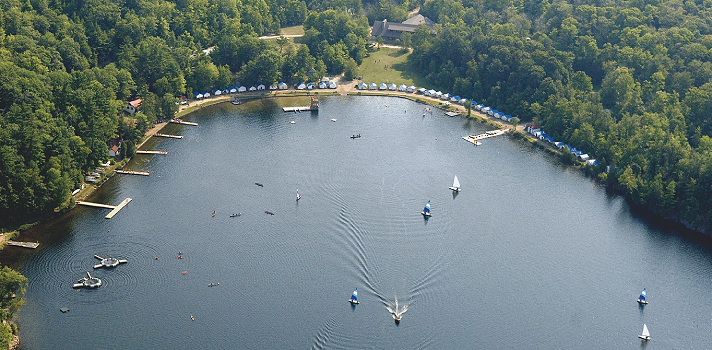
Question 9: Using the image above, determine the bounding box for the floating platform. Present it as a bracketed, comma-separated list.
[170, 119, 199, 126]
[155, 133, 184, 139]
[105, 198, 132, 219]
[93, 255, 128, 269]
[73, 272, 102, 289]
[77, 198, 132, 219]
[6, 241, 39, 249]
[462, 129, 511, 146]
[136, 150, 167, 155]
[115, 170, 150, 176]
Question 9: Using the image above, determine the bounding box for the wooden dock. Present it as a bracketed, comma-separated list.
[77, 198, 132, 218]
[155, 133, 184, 139]
[77, 201, 116, 209]
[115, 170, 150, 176]
[170, 119, 199, 126]
[136, 150, 167, 155]
[6, 241, 39, 249]
[105, 198, 132, 219]
[462, 129, 511, 146]
[283, 106, 316, 112]
[283, 96, 319, 112]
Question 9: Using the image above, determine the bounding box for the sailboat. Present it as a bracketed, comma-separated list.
[421, 200, 432, 217]
[348, 288, 359, 304]
[296, 188, 301, 201]
[449, 176, 461, 192]
[637, 288, 648, 304]
[638, 323, 650, 340]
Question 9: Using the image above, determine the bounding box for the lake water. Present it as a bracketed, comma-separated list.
[3, 96, 711, 349]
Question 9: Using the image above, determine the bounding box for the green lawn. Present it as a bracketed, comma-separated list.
[280, 25, 304, 36]
[357, 47, 431, 88]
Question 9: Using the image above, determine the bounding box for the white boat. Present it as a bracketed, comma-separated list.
[421, 200, 432, 217]
[449, 176, 461, 192]
[637, 288, 648, 304]
[348, 288, 359, 304]
[296, 188, 301, 201]
[386, 296, 409, 324]
[638, 323, 650, 340]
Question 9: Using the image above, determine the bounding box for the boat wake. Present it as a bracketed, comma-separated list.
[385, 295, 410, 323]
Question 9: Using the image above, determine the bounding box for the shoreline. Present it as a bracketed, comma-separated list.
[4, 85, 706, 246]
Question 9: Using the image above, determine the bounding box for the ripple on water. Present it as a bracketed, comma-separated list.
[23, 239, 169, 308]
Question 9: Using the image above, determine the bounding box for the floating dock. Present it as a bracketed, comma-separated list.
[115, 170, 150, 176]
[6, 241, 39, 249]
[105, 198, 132, 219]
[77, 198, 132, 219]
[155, 133, 184, 139]
[462, 129, 511, 146]
[136, 150, 167, 155]
[283, 96, 319, 112]
[170, 119, 199, 126]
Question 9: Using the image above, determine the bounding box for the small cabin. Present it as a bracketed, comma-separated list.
[388, 83, 397, 91]
[203, 92, 211, 98]
[408, 86, 417, 93]
[398, 84, 407, 92]
[123, 99, 142, 114]
[369, 83, 378, 90]
[441, 93, 451, 100]
[307, 83, 315, 90]
[329, 81, 337, 89]
[270, 84, 279, 90]
[278, 82, 289, 90]
[416, 87, 425, 94]
[296, 82, 306, 90]
[318, 81, 327, 89]
[237, 85, 247, 92]
[257, 84, 266, 90]
[248, 86, 257, 91]
[213, 89, 222, 96]
[358, 82, 368, 90]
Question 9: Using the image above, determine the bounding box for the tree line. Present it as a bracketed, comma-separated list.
[0, 0, 370, 230]
[408, 0, 712, 233]
[1, 0, 711, 234]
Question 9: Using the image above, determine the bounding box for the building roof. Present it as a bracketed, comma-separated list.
[371, 15, 436, 40]
[128, 99, 142, 108]
[402, 14, 435, 27]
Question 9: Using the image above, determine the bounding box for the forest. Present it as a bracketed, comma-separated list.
[0, 0, 711, 234]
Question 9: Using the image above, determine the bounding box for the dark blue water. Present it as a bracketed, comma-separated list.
[4, 96, 711, 349]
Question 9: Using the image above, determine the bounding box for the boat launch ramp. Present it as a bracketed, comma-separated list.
[462, 129, 511, 146]
[77, 198, 132, 219]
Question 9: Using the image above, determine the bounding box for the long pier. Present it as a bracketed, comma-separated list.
[170, 119, 199, 126]
[6, 241, 39, 249]
[115, 170, 150, 176]
[136, 150, 167, 155]
[462, 129, 511, 146]
[77, 198, 132, 219]
[283, 106, 317, 112]
[155, 133, 184, 139]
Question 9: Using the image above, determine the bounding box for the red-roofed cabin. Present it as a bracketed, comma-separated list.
[123, 99, 142, 114]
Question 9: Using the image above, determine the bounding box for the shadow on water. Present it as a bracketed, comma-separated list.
[451, 191, 459, 200]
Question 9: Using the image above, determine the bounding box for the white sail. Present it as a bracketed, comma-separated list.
[638, 323, 650, 340]
[449, 176, 461, 191]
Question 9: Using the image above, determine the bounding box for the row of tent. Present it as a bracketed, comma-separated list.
[475, 105, 515, 123]
[524, 123, 599, 166]
[356, 83, 470, 105]
[194, 80, 339, 99]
